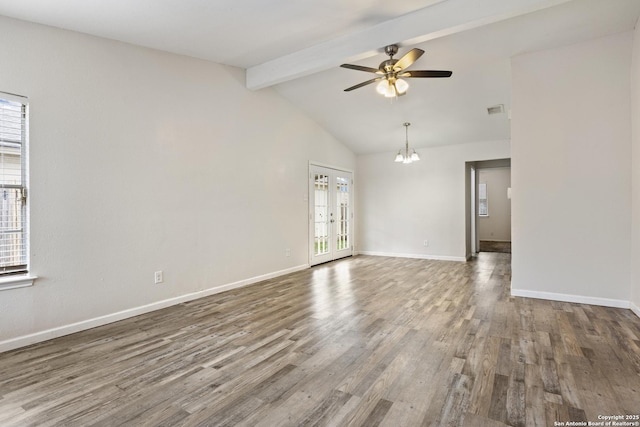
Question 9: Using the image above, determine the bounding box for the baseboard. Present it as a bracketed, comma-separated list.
[0, 264, 309, 354]
[631, 302, 640, 319]
[358, 251, 466, 262]
[511, 288, 631, 309]
[478, 239, 511, 243]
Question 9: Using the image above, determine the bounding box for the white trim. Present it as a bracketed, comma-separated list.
[631, 302, 640, 319]
[358, 251, 466, 262]
[308, 161, 354, 174]
[0, 91, 28, 103]
[0, 265, 307, 353]
[510, 288, 631, 309]
[0, 275, 37, 291]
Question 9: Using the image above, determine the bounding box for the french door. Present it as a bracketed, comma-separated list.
[309, 165, 353, 266]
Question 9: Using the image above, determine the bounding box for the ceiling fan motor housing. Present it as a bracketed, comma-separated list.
[380, 59, 399, 74]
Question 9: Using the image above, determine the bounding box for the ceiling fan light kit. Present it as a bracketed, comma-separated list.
[395, 122, 420, 164]
[376, 78, 408, 97]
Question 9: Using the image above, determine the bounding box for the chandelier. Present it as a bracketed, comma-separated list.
[394, 122, 420, 164]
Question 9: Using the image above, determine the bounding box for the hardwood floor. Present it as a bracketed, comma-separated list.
[1, 253, 639, 426]
[478, 241, 511, 254]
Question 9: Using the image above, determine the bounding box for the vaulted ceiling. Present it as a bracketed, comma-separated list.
[1, 0, 639, 154]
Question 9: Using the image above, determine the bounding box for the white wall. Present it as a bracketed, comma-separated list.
[478, 167, 511, 242]
[356, 140, 510, 261]
[0, 16, 355, 350]
[511, 32, 632, 305]
[632, 20, 640, 315]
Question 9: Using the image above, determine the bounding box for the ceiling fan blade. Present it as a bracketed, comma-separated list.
[344, 77, 383, 92]
[394, 48, 425, 71]
[399, 70, 452, 78]
[340, 63, 383, 74]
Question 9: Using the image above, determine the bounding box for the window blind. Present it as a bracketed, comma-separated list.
[0, 97, 27, 275]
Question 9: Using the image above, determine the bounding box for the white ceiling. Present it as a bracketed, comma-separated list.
[0, 0, 639, 154]
[275, 0, 640, 153]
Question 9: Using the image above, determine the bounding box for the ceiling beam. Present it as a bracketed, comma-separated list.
[246, 0, 573, 90]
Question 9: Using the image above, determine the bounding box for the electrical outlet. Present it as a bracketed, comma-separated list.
[285, 248, 291, 257]
[423, 240, 429, 247]
[154, 271, 163, 284]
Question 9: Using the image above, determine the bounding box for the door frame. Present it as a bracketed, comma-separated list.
[465, 158, 511, 257]
[308, 162, 355, 266]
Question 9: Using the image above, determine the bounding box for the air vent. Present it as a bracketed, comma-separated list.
[487, 104, 504, 115]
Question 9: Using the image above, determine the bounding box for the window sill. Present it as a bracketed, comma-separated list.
[0, 275, 37, 291]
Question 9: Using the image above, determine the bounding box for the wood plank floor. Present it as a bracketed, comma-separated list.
[1, 253, 639, 426]
[478, 241, 511, 254]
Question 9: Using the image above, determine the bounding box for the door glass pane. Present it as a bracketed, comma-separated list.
[336, 176, 349, 251]
[314, 174, 329, 256]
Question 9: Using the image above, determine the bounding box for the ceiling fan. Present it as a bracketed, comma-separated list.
[341, 44, 452, 97]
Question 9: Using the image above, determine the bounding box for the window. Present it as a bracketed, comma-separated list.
[478, 182, 488, 217]
[0, 95, 28, 277]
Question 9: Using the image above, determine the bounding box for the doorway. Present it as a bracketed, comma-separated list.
[477, 166, 511, 253]
[309, 164, 354, 266]
[466, 159, 511, 257]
